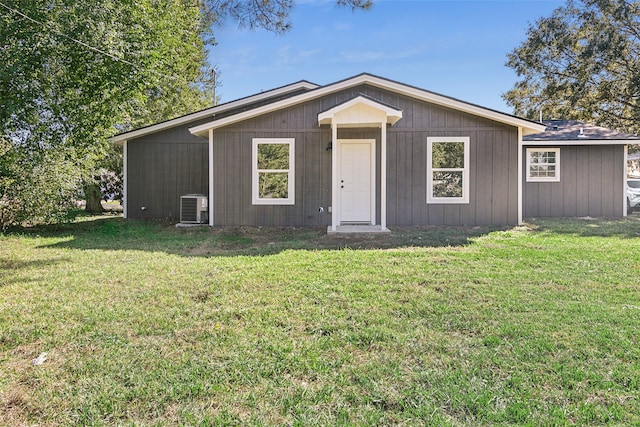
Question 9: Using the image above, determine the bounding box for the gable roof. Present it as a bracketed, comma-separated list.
[109, 80, 319, 145]
[523, 120, 640, 145]
[317, 94, 403, 127]
[189, 73, 546, 137]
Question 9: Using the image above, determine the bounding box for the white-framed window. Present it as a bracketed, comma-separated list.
[526, 148, 560, 182]
[427, 136, 470, 204]
[252, 138, 295, 205]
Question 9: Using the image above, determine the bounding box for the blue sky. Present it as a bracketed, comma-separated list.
[209, 0, 564, 113]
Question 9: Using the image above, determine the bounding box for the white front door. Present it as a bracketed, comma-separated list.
[339, 140, 375, 224]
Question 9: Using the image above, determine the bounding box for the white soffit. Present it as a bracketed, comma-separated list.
[317, 95, 403, 127]
[189, 74, 545, 137]
[109, 80, 319, 145]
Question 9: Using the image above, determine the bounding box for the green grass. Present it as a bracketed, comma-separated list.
[1, 216, 639, 426]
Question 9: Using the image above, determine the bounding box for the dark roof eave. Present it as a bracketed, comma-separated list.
[109, 79, 319, 143]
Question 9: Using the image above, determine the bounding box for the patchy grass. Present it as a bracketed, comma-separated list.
[1, 216, 639, 426]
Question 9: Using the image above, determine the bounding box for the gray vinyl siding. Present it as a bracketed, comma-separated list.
[123, 83, 627, 226]
[210, 85, 519, 226]
[126, 121, 210, 220]
[523, 145, 624, 218]
[387, 117, 518, 226]
[211, 129, 334, 227]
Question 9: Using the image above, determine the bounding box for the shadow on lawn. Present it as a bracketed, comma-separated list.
[19, 215, 508, 257]
[20, 215, 638, 258]
[0, 258, 69, 287]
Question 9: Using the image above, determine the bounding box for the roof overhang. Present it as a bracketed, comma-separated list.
[522, 120, 640, 145]
[108, 80, 319, 145]
[522, 139, 640, 146]
[189, 73, 546, 138]
[317, 95, 402, 128]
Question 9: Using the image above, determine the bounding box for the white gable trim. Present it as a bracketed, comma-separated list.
[358, 75, 545, 135]
[109, 81, 319, 145]
[189, 74, 545, 137]
[317, 95, 402, 127]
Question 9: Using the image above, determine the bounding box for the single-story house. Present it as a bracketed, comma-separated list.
[110, 73, 640, 232]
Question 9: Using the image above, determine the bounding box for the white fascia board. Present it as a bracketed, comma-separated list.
[522, 139, 640, 146]
[189, 74, 545, 137]
[359, 75, 546, 135]
[317, 95, 402, 126]
[109, 81, 319, 145]
[190, 90, 330, 136]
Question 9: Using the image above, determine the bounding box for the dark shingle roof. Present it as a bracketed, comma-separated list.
[523, 120, 640, 141]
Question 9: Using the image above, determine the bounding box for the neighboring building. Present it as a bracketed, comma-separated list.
[110, 74, 640, 232]
[523, 120, 639, 218]
[628, 151, 640, 178]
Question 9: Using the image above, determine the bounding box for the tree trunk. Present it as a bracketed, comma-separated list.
[84, 180, 104, 214]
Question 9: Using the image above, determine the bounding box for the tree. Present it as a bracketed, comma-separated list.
[503, 0, 640, 134]
[1, 0, 215, 223]
[204, 0, 371, 34]
[0, 136, 79, 230]
[0, 0, 371, 227]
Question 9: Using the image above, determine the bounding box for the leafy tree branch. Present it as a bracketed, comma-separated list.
[504, 0, 640, 134]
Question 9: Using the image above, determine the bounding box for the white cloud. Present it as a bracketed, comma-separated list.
[340, 50, 385, 62]
[277, 45, 292, 64]
[339, 46, 424, 63]
[333, 22, 352, 32]
[276, 45, 322, 66]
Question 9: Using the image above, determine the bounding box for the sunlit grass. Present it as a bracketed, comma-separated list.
[1, 217, 639, 425]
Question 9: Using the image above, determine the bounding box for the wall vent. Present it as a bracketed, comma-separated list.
[180, 194, 208, 224]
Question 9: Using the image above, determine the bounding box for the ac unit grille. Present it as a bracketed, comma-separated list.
[181, 198, 198, 222]
[180, 194, 207, 224]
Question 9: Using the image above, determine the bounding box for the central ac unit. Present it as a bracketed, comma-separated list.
[180, 194, 208, 224]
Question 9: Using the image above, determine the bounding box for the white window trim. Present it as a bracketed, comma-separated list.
[427, 136, 470, 204]
[526, 147, 560, 182]
[252, 138, 295, 205]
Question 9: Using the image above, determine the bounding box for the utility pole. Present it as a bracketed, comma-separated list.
[210, 68, 216, 104]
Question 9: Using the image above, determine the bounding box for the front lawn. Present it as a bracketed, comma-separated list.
[1, 217, 639, 425]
